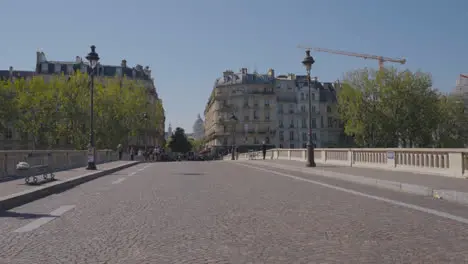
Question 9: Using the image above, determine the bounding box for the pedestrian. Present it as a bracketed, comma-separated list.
[117, 144, 123, 160]
[262, 141, 267, 160]
[130, 146, 135, 161]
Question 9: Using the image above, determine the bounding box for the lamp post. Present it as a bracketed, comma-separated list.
[229, 114, 238, 160]
[302, 50, 316, 167]
[86, 45, 100, 170]
[142, 112, 149, 150]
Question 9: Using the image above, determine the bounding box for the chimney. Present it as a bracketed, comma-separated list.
[75, 56, 82, 63]
[121, 59, 127, 68]
[240, 68, 248, 74]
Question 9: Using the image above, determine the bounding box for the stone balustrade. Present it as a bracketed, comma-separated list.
[0, 150, 119, 178]
[233, 148, 468, 178]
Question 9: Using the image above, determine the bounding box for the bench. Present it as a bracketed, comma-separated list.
[16, 152, 55, 185]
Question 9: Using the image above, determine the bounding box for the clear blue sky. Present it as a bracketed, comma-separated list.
[1, 0, 467, 132]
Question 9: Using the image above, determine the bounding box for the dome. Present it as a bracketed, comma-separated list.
[192, 114, 204, 140]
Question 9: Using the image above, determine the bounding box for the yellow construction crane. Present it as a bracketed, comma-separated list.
[297, 45, 406, 70]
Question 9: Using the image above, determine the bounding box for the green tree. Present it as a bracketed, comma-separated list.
[434, 94, 468, 147]
[168, 127, 192, 153]
[14, 76, 59, 149]
[0, 79, 17, 134]
[338, 68, 443, 148]
[55, 72, 91, 149]
[188, 138, 204, 152]
[4, 72, 165, 150]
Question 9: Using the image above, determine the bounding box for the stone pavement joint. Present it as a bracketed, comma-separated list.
[0, 160, 140, 211]
[242, 160, 468, 206]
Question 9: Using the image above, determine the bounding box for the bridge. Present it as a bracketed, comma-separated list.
[0, 148, 467, 262]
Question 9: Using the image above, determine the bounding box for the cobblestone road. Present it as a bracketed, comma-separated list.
[1, 161, 468, 263]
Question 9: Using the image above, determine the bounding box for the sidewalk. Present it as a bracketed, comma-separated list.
[244, 159, 468, 205]
[0, 161, 139, 211]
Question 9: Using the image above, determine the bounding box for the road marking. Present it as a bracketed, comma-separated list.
[236, 163, 468, 225]
[13, 205, 76, 233]
[112, 177, 126, 184]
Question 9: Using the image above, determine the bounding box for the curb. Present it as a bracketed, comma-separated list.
[243, 161, 468, 206]
[0, 161, 141, 211]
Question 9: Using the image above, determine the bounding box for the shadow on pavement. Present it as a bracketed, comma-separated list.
[0, 211, 53, 219]
[177, 173, 205, 176]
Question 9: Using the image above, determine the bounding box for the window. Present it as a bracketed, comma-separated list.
[264, 99, 270, 107]
[312, 118, 317, 128]
[289, 131, 294, 140]
[279, 120, 284, 128]
[41, 63, 48, 73]
[302, 132, 307, 141]
[312, 93, 316, 101]
[301, 118, 307, 128]
[243, 99, 249, 106]
[253, 110, 258, 120]
[254, 99, 259, 107]
[328, 117, 333, 128]
[278, 104, 283, 114]
[264, 111, 270, 121]
[279, 143, 284, 148]
[327, 106, 332, 113]
[300, 93, 305, 100]
[279, 131, 284, 141]
[301, 105, 306, 112]
[289, 119, 294, 128]
[55, 64, 61, 73]
[312, 133, 317, 140]
[321, 116, 324, 128]
[312, 105, 316, 113]
[289, 143, 295, 148]
[254, 137, 259, 144]
[244, 115, 249, 121]
[4, 128, 13, 139]
[302, 143, 307, 148]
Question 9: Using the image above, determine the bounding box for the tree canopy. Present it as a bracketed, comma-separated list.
[0, 72, 165, 150]
[338, 68, 468, 148]
[168, 127, 192, 153]
[188, 138, 205, 152]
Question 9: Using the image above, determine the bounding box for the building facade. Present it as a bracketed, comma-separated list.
[204, 68, 277, 153]
[0, 51, 165, 150]
[203, 68, 346, 152]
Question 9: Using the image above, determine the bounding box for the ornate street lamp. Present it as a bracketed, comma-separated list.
[302, 50, 317, 167]
[142, 112, 149, 150]
[229, 114, 238, 160]
[86, 45, 100, 170]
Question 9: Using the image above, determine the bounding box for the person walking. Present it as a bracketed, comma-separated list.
[262, 141, 267, 160]
[130, 146, 135, 161]
[117, 144, 123, 160]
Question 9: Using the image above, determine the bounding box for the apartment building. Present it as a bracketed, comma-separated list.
[203, 67, 347, 152]
[204, 68, 277, 153]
